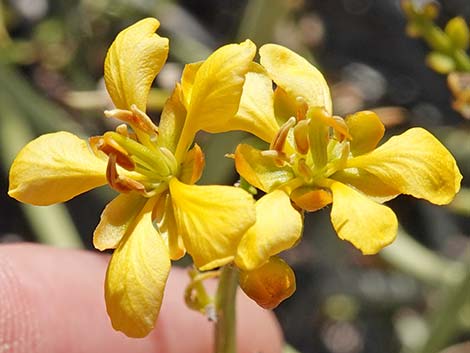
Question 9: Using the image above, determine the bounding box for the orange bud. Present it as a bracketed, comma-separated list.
[291, 186, 332, 212]
[239, 257, 296, 310]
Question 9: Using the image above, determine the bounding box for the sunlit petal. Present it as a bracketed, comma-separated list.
[180, 61, 203, 108]
[239, 256, 296, 310]
[183, 40, 256, 134]
[169, 178, 256, 270]
[104, 18, 169, 111]
[260, 44, 332, 114]
[236, 190, 303, 271]
[8, 132, 107, 205]
[105, 199, 170, 338]
[93, 192, 146, 251]
[273, 86, 298, 126]
[330, 181, 398, 255]
[230, 63, 279, 142]
[332, 169, 399, 203]
[345, 110, 385, 156]
[158, 84, 186, 153]
[153, 192, 186, 260]
[235, 143, 295, 192]
[347, 128, 462, 205]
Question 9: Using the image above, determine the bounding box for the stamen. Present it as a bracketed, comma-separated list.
[261, 149, 288, 167]
[106, 154, 146, 193]
[100, 134, 135, 170]
[293, 120, 310, 155]
[297, 158, 314, 183]
[130, 104, 159, 135]
[105, 132, 171, 177]
[296, 100, 308, 121]
[159, 147, 179, 176]
[104, 105, 159, 136]
[330, 116, 352, 141]
[270, 116, 296, 152]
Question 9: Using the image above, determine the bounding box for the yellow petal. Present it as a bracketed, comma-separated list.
[236, 190, 303, 271]
[105, 199, 170, 338]
[158, 84, 186, 153]
[260, 44, 332, 114]
[332, 169, 399, 203]
[230, 63, 279, 142]
[235, 143, 295, 192]
[347, 128, 462, 205]
[8, 132, 107, 205]
[273, 86, 298, 126]
[175, 40, 256, 160]
[169, 178, 256, 270]
[180, 61, 203, 108]
[104, 18, 169, 111]
[330, 181, 398, 254]
[93, 192, 146, 251]
[239, 256, 296, 310]
[153, 192, 186, 260]
[345, 111, 385, 156]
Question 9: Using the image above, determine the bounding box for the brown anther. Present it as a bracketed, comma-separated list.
[330, 116, 352, 142]
[116, 124, 129, 137]
[270, 117, 296, 152]
[310, 107, 352, 141]
[104, 106, 159, 135]
[131, 105, 159, 135]
[89, 136, 106, 158]
[297, 158, 314, 182]
[296, 101, 308, 121]
[261, 150, 288, 167]
[106, 154, 146, 194]
[99, 134, 135, 170]
[293, 120, 310, 155]
[115, 124, 138, 141]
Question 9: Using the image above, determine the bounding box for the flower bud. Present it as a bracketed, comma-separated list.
[445, 16, 469, 50]
[239, 257, 296, 310]
[426, 52, 455, 74]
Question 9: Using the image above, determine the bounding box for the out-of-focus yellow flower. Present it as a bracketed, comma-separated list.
[234, 43, 462, 256]
[8, 18, 257, 337]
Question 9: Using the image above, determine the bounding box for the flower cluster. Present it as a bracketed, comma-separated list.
[8, 18, 462, 337]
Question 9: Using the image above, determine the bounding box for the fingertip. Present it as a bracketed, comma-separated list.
[0, 244, 283, 353]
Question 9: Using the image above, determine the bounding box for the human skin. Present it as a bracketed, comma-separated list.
[0, 244, 283, 353]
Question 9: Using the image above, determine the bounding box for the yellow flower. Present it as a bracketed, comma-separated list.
[233, 43, 462, 257]
[8, 18, 257, 337]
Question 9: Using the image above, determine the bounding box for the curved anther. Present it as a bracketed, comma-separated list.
[106, 154, 145, 193]
[270, 116, 296, 152]
[104, 105, 159, 136]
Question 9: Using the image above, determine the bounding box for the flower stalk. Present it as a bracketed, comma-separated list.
[215, 265, 239, 353]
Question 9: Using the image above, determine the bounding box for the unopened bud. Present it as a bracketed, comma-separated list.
[445, 17, 470, 50]
[426, 52, 455, 74]
[239, 257, 296, 310]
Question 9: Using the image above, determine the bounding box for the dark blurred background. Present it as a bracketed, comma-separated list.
[0, 1, 469, 352]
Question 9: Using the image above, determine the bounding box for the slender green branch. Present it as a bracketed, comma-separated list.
[0, 64, 83, 248]
[380, 227, 465, 287]
[215, 265, 239, 353]
[416, 256, 470, 353]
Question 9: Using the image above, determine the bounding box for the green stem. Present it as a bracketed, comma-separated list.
[380, 227, 465, 287]
[416, 261, 470, 353]
[215, 265, 239, 353]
